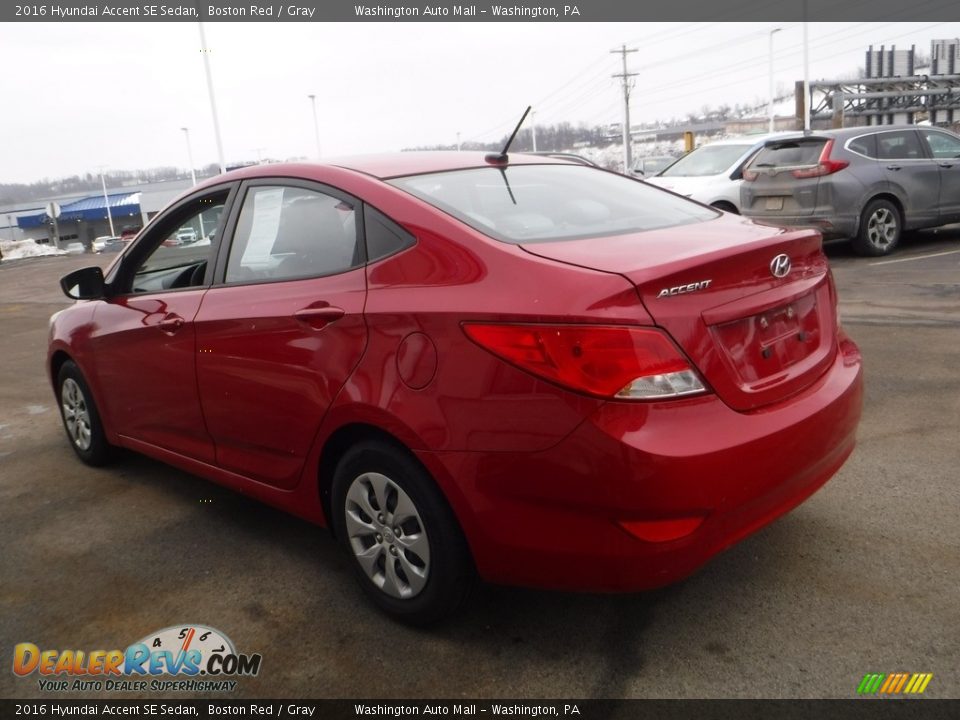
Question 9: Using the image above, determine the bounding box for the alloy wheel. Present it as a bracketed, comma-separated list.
[866, 207, 898, 250]
[61, 378, 92, 451]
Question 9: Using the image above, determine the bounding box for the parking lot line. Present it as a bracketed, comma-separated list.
[869, 249, 960, 266]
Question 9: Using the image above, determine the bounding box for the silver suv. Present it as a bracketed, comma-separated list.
[740, 126, 960, 256]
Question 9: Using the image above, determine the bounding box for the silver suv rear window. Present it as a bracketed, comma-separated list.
[389, 165, 716, 244]
[751, 140, 827, 168]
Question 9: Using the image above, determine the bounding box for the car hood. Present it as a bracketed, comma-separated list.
[645, 174, 729, 199]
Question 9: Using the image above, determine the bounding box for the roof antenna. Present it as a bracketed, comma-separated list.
[485, 106, 531, 164]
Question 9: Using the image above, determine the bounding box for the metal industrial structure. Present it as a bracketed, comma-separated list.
[804, 40, 960, 128]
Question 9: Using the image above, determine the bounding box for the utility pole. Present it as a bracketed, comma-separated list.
[531, 109, 537, 152]
[611, 45, 638, 173]
[768, 28, 781, 132]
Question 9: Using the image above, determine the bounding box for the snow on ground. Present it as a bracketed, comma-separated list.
[0, 240, 66, 261]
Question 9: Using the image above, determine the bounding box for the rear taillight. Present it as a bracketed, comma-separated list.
[462, 323, 706, 400]
[742, 168, 759, 182]
[791, 139, 849, 178]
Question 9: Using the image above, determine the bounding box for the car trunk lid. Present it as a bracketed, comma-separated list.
[741, 136, 832, 218]
[520, 215, 837, 411]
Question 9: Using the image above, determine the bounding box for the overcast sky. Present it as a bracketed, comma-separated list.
[1, 21, 957, 184]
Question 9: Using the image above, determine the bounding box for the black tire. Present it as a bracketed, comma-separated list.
[331, 440, 473, 625]
[56, 360, 112, 466]
[853, 198, 901, 257]
[711, 201, 740, 215]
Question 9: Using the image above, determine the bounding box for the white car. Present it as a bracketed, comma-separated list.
[646, 132, 793, 214]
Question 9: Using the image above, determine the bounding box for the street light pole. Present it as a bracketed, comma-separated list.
[197, 22, 227, 173]
[307, 94, 321, 160]
[531, 109, 538, 152]
[99, 168, 115, 237]
[181, 127, 197, 186]
[768, 28, 781, 133]
[802, 5, 811, 131]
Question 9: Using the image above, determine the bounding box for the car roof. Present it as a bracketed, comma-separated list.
[219, 151, 582, 179]
[753, 125, 942, 144]
[702, 131, 800, 147]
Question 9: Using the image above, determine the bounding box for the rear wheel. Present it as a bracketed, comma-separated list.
[57, 361, 112, 466]
[710, 201, 739, 215]
[331, 440, 472, 625]
[853, 199, 901, 256]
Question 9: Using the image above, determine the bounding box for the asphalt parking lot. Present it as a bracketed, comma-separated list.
[1, 230, 958, 700]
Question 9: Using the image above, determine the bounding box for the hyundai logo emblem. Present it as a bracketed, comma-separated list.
[770, 254, 792, 278]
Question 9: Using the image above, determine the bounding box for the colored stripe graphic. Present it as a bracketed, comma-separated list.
[858, 673, 933, 695]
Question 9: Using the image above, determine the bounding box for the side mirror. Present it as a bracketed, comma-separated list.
[60, 266, 106, 300]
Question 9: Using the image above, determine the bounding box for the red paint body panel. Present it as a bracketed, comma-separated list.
[194, 269, 368, 489]
[47, 154, 864, 595]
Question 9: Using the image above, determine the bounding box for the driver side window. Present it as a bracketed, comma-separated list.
[131, 194, 227, 294]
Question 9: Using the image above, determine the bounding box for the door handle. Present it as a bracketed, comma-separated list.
[885, 165, 902, 171]
[158, 314, 185, 333]
[294, 306, 345, 329]
[938, 162, 955, 169]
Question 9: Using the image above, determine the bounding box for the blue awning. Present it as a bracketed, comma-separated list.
[18, 192, 141, 228]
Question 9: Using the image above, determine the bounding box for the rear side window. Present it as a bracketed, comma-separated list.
[876, 131, 924, 160]
[751, 140, 826, 168]
[364, 205, 416, 261]
[226, 185, 362, 282]
[847, 134, 878, 158]
[389, 165, 716, 244]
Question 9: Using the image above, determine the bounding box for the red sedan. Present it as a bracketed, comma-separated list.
[49, 153, 863, 623]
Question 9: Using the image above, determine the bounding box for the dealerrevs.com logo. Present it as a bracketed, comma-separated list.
[12, 624, 262, 693]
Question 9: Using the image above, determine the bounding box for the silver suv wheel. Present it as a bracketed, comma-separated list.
[865, 206, 898, 250]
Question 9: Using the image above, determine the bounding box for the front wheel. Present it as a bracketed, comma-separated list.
[57, 360, 112, 466]
[853, 199, 901, 256]
[331, 440, 472, 625]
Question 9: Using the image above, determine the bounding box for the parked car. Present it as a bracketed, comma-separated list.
[119, 225, 142, 241]
[63, 241, 85, 255]
[740, 125, 960, 256]
[94, 236, 120, 253]
[176, 227, 198, 244]
[98, 237, 129, 254]
[523, 151, 598, 167]
[646, 133, 792, 213]
[50, 153, 862, 623]
[631, 155, 675, 177]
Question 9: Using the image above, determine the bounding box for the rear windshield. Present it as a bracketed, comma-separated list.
[658, 144, 753, 177]
[388, 164, 716, 244]
[750, 140, 827, 168]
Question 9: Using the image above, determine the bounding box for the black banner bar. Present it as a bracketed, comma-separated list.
[3, 0, 960, 22]
[0, 699, 957, 719]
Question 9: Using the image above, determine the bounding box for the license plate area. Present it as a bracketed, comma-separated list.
[711, 292, 820, 384]
[765, 196, 785, 210]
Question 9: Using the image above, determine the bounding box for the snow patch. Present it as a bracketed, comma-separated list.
[1, 240, 67, 261]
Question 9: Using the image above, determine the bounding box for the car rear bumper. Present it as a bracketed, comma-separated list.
[746, 213, 858, 240]
[418, 335, 863, 592]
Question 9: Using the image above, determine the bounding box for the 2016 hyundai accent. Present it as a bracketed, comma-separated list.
[49, 152, 863, 623]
